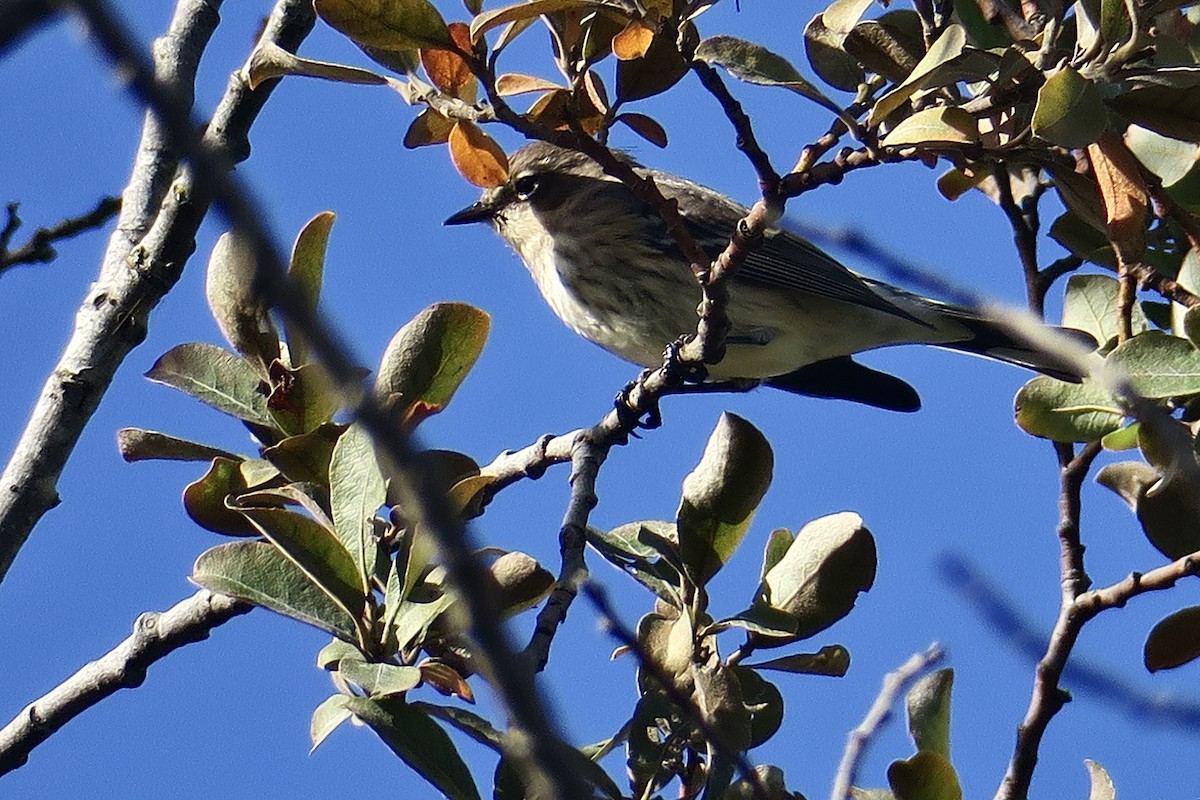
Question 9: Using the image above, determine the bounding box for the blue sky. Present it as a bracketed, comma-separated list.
[1, 2, 1196, 798]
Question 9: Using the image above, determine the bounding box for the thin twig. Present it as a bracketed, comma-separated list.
[829, 644, 946, 800]
[0, 590, 250, 774]
[1127, 261, 1200, 309]
[0, 196, 121, 274]
[70, 2, 588, 795]
[994, 162, 1045, 316]
[995, 441, 1101, 800]
[0, 0, 312, 584]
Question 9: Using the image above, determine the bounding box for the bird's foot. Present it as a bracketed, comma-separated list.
[614, 371, 662, 431]
[661, 337, 709, 385]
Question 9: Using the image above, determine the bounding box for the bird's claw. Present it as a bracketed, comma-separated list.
[614, 372, 662, 432]
[662, 337, 709, 385]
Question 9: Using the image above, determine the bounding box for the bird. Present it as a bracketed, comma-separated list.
[444, 141, 1084, 412]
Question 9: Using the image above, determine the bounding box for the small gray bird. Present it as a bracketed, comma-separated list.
[445, 142, 1080, 411]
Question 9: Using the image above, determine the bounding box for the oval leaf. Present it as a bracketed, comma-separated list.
[677, 413, 774, 585]
[881, 106, 978, 147]
[696, 35, 842, 117]
[145, 343, 273, 426]
[375, 301, 491, 428]
[1144, 606, 1200, 672]
[1014, 376, 1124, 442]
[206, 231, 280, 369]
[469, 0, 604, 43]
[314, 0, 453, 51]
[612, 18, 654, 60]
[887, 751, 962, 800]
[310, 694, 353, 752]
[1108, 332, 1200, 398]
[183, 456, 258, 536]
[192, 541, 360, 641]
[906, 668, 953, 758]
[1032, 67, 1108, 149]
[117, 428, 238, 463]
[283, 211, 335, 365]
[420, 22, 474, 96]
[448, 121, 509, 188]
[616, 112, 668, 148]
[330, 423, 386, 590]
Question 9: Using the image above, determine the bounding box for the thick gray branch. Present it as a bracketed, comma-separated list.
[0, 590, 250, 774]
[0, 0, 316, 583]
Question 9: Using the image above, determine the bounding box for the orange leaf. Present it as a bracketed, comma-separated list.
[496, 72, 563, 96]
[1087, 134, 1149, 262]
[612, 19, 655, 60]
[420, 21, 474, 96]
[448, 121, 509, 188]
[616, 112, 668, 148]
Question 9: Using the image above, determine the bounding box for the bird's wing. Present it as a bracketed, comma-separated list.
[654, 171, 921, 323]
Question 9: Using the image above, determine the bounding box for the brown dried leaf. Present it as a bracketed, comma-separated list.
[1087, 134, 1149, 262]
[448, 121, 509, 188]
[419, 22, 474, 97]
[612, 18, 655, 60]
[617, 112, 668, 148]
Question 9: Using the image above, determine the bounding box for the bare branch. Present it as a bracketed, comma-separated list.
[829, 645, 946, 800]
[0, 590, 250, 775]
[0, 196, 121, 274]
[0, 0, 315, 584]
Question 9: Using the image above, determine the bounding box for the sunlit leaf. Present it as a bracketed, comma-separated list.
[490, 551, 555, 616]
[192, 541, 360, 641]
[1171, 248, 1200, 339]
[283, 211, 334, 366]
[612, 18, 654, 60]
[748, 644, 851, 676]
[420, 22, 475, 96]
[338, 660, 423, 696]
[881, 106, 978, 147]
[183, 456, 259, 537]
[869, 24, 969, 124]
[375, 302, 490, 428]
[887, 751, 962, 800]
[1108, 332, 1200, 397]
[1085, 759, 1117, 800]
[906, 668, 953, 758]
[206, 231, 280, 370]
[1061, 273, 1148, 346]
[117, 428, 237, 463]
[1088, 134, 1149, 261]
[145, 343, 273, 427]
[330, 423, 386, 590]
[695, 35, 845, 121]
[1125, 124, 1200, 187]
[495, 72, 562, 95]
[1032, 67, 1107, 149]
[469, 0, 603, 43]
[448, 121, 509, 188]
[1014, 376, 1124, 442]
[677, 413, 773, 586]
[314, 0, 453, 51]
[310, 694, 353, 752]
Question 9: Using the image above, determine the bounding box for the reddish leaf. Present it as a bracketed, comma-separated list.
[447, 121, 509, 188]
[616, 112, 668, 148]
[420, 22, 474, 97]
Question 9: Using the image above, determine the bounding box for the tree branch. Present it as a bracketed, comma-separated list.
[829, 644, 945, 800]
[0, 0, 315, 584]
[0, 196, 121, 274]
[995, 441, 1101, 800]
[0, 590, 250, 775]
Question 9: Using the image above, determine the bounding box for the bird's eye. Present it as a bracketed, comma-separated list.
[513, 174, 540, 201]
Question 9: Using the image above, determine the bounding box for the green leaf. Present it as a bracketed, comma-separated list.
[1101, 422, 1141, 451]
[329, 423, 386, 591]
[413, 702, 505, 750]
[145, 343, 273, 426]
[804, 13, 865, 92]
[192, 541, 360, 640]
[748, 644, 851, 676]
[1171, 248, 1200, 339]
[1085, 759, 1117, 800]
[588, 521, 682, 602]
[205, 231, 280, 370]
[1061, 273, 1149, 346]
[1109, 332, 1200, 397]
[731, 666, 784, 748]
[1032, 66, 1108, 149]
[183, 457, 258, 536]
[345, 696, 481, 800]
[236, 505, 367, 624]
[1125, 125, 1200, 188]
[390, 594, 456, 654]
[469, 0, 603, 42]
[1096, 460, 1200, 559]
[695, 35, 848, 122]
[310, 694, 353, 753]
[906, 668, 953, 758]
[1144, 606, 1200, 672]
[314, 0, 453, 51]
[759, 528, 794, 583]
[338, 660, 423, 696]
[887, 751, 962, 800]
[489, 551, 555, 616]
[261, 423, 346, 484]
[1014, 377, 1124, 442]
[375, 302, 490, 428]
[757, 512, 876, 642]
[881, 106, 978, 147]
[284, 211, 334, 365]
[266, 361, 341, 435]
[711, 604, 801, 639]
[117, 428, 238, 463]
[317, 638, 366, 669]
[869, 24, 971, 124]
[677, 413, 774, 586]
[822, 0, 878, 33]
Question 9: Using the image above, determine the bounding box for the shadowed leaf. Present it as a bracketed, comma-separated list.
[146, 343, 273, 427]
[907, 668, 953, 757]
[616, 112, 668, 147]
[206, 231, 280, 370]
[117, 428, 238, 463]
[748, 644, 851, 676]
[1032, 67, 1107, 149]
[470, 0, 603, 43]
[1014, 377, 1123, 442]
[184, 457, 258, 537]
[404, 109, 455, 148]
[421, 22, 474, 96]
[330, 423, 386, 590]
[284, 211, 335, 365]
[887, 751, 962, 800]
[1144, 606, 1200, 672]
[314, 0, 452, 51]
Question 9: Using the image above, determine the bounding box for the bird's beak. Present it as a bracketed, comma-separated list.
[443, 201, 495, 226]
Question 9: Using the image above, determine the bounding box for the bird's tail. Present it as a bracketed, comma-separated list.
[933, 304, 1096, 382]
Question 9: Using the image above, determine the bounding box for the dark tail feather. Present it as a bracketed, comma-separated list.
[767, 356, 922, 412]
[936, 309, 1096, 382]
